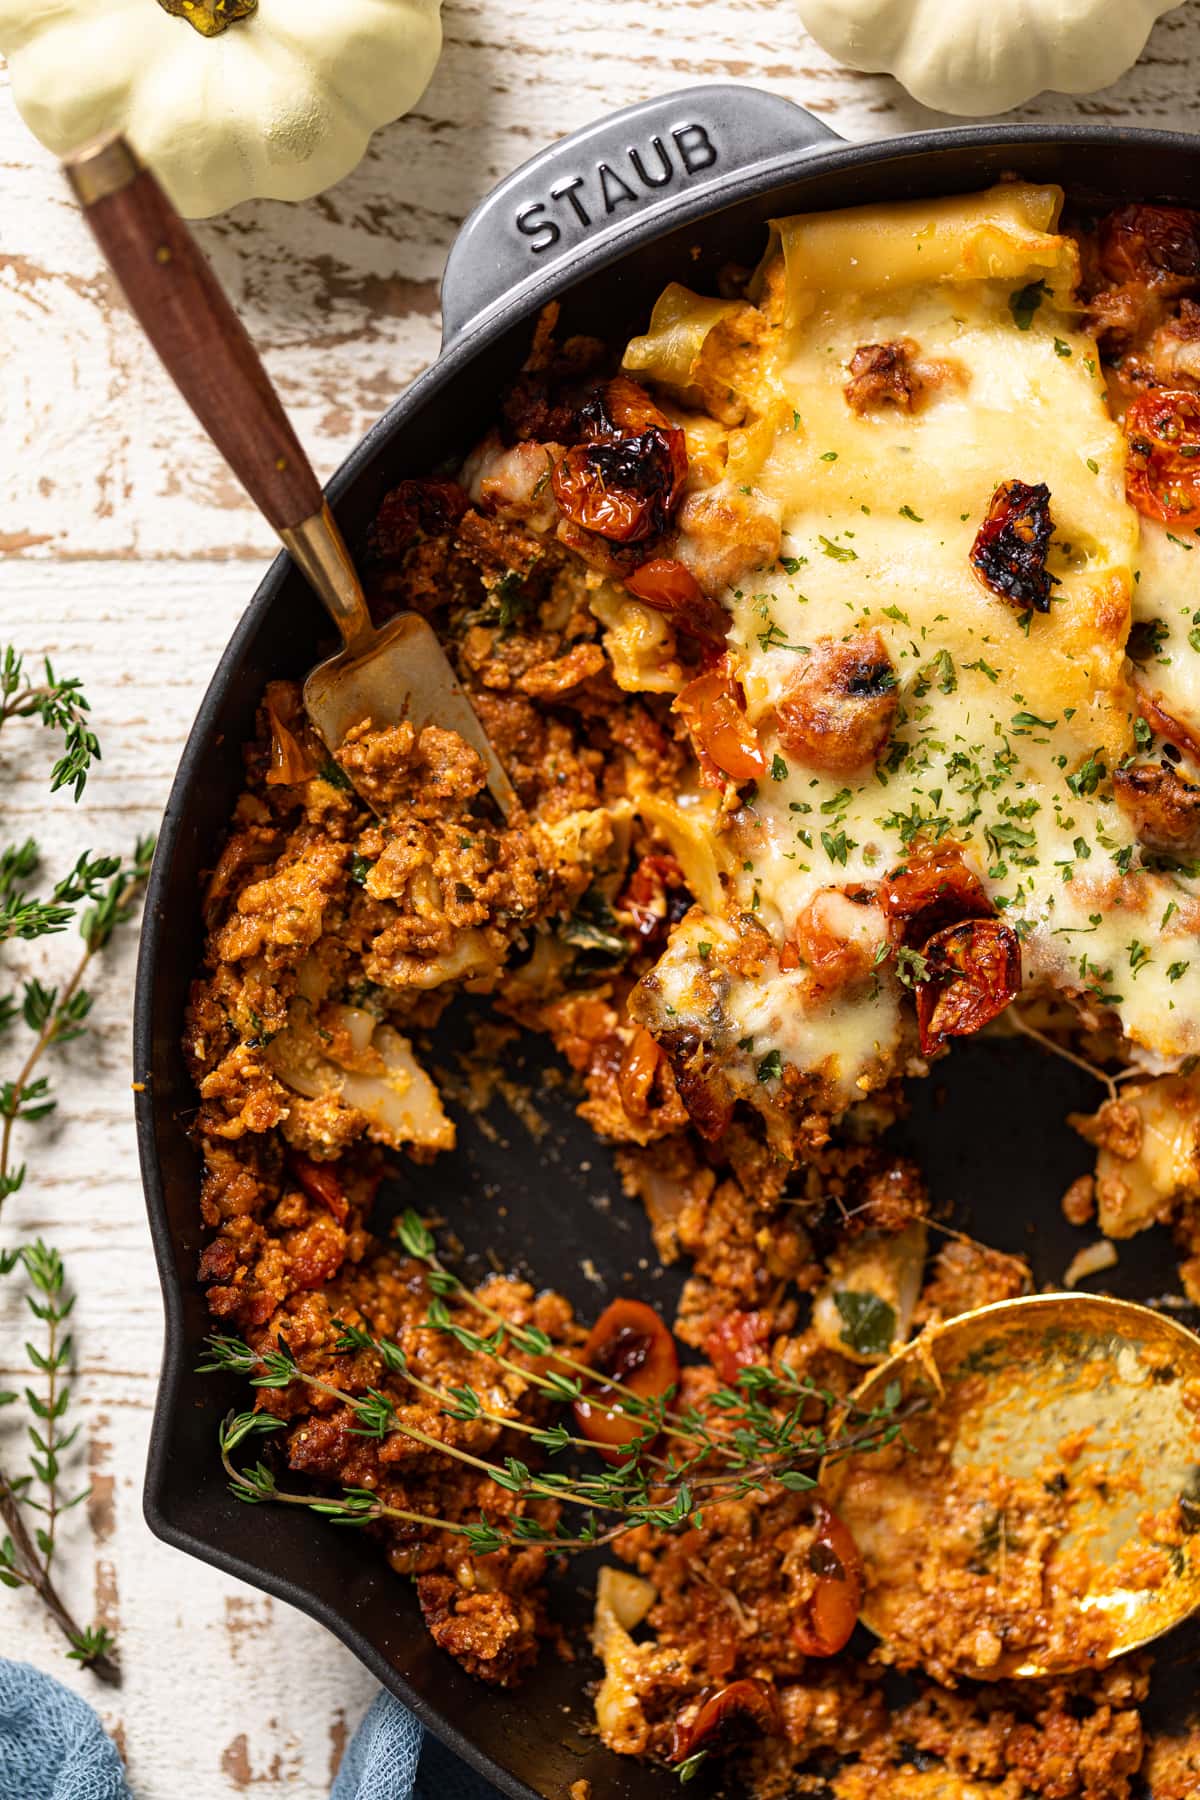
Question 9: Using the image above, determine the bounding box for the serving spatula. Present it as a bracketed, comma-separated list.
[63, 133, 515, 818]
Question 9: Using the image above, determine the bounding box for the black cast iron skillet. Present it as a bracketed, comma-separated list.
[134, 86, 1200, 1799]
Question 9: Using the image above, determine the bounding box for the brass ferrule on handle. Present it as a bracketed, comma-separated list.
[63, 132, 143, 207]
[278, 505, 376, 653]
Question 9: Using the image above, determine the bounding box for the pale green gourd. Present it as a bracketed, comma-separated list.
[798, 0, 1180, 115]
[0, 0, 443, 216]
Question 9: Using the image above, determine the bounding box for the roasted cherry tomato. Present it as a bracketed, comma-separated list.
[373, 478, 469, 556]
[624, 557, 727, 652]
[792, 1500, 865, 1657]
[671, 1678, 783, 1764]
[1124, 390, 1200, 528]
[1098, 205, 1200, 291]
[704, 1310, 772, 1385]
[878, 842, 991, 945]
[289, 1152, 350, 1224]
[573, 1297, 680, 1459]
[598, 374, 680, 440]
[970, 479, 1056, 613]
[915, 917, 1021, 1056]
[673, 661, 766, 787]
[617, 851, 691, 949]
[552, 378, 688, 545]
[617, 1025, 664, 1119]
[656, 1026, 735, 1143]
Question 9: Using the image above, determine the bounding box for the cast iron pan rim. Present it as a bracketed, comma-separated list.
[132, 105, 1200, 1795]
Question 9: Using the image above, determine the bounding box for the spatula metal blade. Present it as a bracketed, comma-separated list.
[303, 612, 516, 817]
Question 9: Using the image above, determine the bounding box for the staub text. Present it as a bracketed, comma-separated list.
[514, 123, 718, 253]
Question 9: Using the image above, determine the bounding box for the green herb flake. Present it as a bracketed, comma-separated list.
[819, 536, 858, 563]
[1010, 279, 1049, 331]
[833, 1291, 896, 1358]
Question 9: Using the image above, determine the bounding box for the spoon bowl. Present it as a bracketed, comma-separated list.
[821, 1293, 1200, 1679]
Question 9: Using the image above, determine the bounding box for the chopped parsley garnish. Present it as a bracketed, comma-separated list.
[820, 828, 855, 866]
[1010, 711, 1057, 733]
[894, 945, 930, 988]
[899, 505, 924, 522]
[1168, 961, 1190, 982]
[1067, 749, 1107, 797]
[770, 753, 788, 781]
[1009, 279, 1049, 330]
[757, 621, 809, 654]
[1053, 337, 1072, 358]
[756, 1048, 783, 1083]
[819, 535, 858, 562]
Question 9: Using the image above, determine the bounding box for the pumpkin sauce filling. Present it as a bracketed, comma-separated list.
[187, 187, 1200, 1795]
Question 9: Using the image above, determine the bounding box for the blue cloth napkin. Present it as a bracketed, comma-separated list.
[0, 1659, 503, 1800]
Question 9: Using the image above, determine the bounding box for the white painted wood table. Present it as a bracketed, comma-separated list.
[5, 6, 1200, 1793]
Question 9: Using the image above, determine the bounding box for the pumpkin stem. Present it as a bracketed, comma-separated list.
[157, 0, 257, 36]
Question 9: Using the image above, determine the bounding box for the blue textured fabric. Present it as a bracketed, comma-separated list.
[0, 1660, 503, 1800]
[0, 1661, 128, 1800]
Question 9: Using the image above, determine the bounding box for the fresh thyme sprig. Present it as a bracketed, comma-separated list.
[0, 647, 101, 803]
[1, 834, 155, 1212]
[203, 1212, 920, 1559]
[0, 642, 153, 1678]
[0, 1243, 118, 1682]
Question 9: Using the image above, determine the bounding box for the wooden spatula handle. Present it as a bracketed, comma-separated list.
[64, 134, 322, 534]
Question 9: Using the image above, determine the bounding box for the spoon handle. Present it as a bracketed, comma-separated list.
[63, 134, 322, 535]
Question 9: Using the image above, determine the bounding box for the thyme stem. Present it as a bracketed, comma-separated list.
[0, 1466, 118, 1683]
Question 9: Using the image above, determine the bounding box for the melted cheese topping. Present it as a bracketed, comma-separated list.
[1130, 517, 1200, 742]
[633, 185, 1200, 1121]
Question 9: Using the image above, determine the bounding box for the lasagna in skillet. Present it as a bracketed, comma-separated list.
[186, 184, 1200, 1797]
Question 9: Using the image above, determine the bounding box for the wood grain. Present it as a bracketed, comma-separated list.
[76, 157, 324, 533]
[4, 5, 1200, 1791]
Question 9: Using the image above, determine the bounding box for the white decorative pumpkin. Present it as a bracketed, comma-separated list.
[0, 0, 443, 217]
[797, 0, 1181, 116]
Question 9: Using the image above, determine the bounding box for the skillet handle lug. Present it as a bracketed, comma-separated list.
[439, 84, 839, 349]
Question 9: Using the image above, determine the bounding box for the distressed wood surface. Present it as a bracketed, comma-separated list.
[4, 4, 1200, 1793]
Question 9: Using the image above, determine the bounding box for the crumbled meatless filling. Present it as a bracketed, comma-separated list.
[186, 203, 1200, 1796]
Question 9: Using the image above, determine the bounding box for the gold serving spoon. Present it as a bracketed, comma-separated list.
[821, 1292, 1200, 1678]
[62, 133, 515, 819]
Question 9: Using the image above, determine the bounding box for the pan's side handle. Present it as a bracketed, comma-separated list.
[439, 86, 839, 348]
